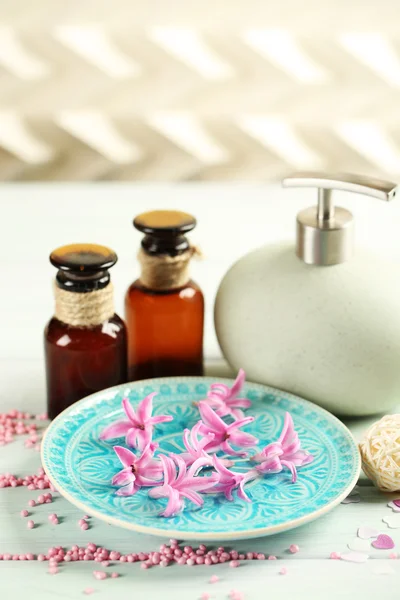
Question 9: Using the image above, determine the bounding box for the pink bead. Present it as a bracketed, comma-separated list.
[196, 557, 205, 565]
[87, 543, 96, 552]
[64, 555, 72, 562]
[221, 552, 230, 561]
[28, 500, 36, 507]
[111, 572, 119, 578]
[93, 571, 107, 580]
[26, 553, 34, 561]
[330, 552, 341, 560]
[187, 558, 195, 566]
[389, 552, 398, 559]
[170, 539, 178, 545]
[239, 554, 245, 560]
[37, 554, 46, 561]
[48, 567, 59, 575]
[81, 523, 89, 531]
[101, 560, 110, 567]
[119, 556, 127, 563]
[72, 545, 79, 551]
[160, 560, 169, 568]
[27, 520, 35, 529]
[268, 555, 277, 560]
[78, 519, 86, 526]
[289, 544, 299, 554]
[230, 560, 240, 568]
[3, 554, 11, 561]
[204, 558, 212, 565]
[178, 557, 187, 565]
[257, 553, 266, 560]
[19, 555, 26, 561]
[211, 556, 218, 564]
[49, 514, 57, 521]
[230, 551, 239, 560]
[140, 563, 149, 570]
[246, 552, 254, 560]
[279, 567, 288, 575]
[109, 551, 120, 560]
[199, 544, 206, 551]
[20, 509, 29, 517]
[209, 575, 219, 583]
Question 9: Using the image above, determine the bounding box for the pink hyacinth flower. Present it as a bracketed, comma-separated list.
[112, 444, 163, 496]
[198, 401, 258, 456]
[179, 422, 215, 467]
[211, 456, 258, 502]
[148, 454, 219, 517]
[254, 412, 313, 482]
[99, 393, 173, 450]
[205, 369, 252, 419]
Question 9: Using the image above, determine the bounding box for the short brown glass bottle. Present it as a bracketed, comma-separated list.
[44, 244, 127, 420]
[125, 211, 204, 381]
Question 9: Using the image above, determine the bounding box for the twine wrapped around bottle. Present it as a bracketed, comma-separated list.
[138, 246, 201, 291]
[359, 414, 400, 492]
[54, 282, 115, 327]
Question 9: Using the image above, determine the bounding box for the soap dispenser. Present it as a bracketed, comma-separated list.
[215, 173, 400, 416]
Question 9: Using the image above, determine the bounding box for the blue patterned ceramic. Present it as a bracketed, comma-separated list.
[41, 377, 360, 541]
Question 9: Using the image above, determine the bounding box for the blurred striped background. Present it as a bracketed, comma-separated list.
[1, 0, 400, 181]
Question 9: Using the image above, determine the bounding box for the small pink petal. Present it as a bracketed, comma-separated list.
[372, 534, 395, 550]
[113, 446, 135, 469]
[388, 501, 400, 513]
[341, 552, 369, 563]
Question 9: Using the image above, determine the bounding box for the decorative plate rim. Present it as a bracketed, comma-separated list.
[41, 376, 361, 541]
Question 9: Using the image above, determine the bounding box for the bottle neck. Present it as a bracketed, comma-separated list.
[54, 281, 115, 327]
[138, 247, 196, 290]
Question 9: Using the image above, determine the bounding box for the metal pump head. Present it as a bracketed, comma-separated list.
[282, 172, 398, 266]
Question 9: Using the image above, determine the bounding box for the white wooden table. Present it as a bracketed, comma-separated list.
[2, 184, 400, 598]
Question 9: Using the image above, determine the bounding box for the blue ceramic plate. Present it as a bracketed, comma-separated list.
[41, 377, 360, 541]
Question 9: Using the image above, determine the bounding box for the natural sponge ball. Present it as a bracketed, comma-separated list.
[359, 414, 400, 492]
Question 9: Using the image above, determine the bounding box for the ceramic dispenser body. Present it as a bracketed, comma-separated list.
[215, 173, 400, 416]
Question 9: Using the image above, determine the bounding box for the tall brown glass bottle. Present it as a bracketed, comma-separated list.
[44, 244, 127, 420]
[125, 211, 204, 381]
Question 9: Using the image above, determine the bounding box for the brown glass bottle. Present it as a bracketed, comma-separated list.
[44, 244, 127, 420]
[125, 211, 204, 380]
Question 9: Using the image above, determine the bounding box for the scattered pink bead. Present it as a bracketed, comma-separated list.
[27, 520, 35, 529]
[83, 589, 95, 596]
[289, 544, 299, 554]
[268, 555, 277, 560]
[93, 571, 107, 580]
[48, 566, 59, 575]
[209, 575, 219, 583]
[20, 509, 29, 517]
[201, 594, 211, 600]
[141, 563, 149, 570]
[81, 522, 89, 531]
[37, 554, 46, 561]
[230, 560, 240, 568]
[37, 494, 45, 504]
[279, 567, 288, 575]
[101, 560, 110, 567]
[257, 553, 265, 560]
[330, 552, 341, 560]
[111, 572, 119, 578]
[26, 553, 34, 560]
[28, 500, 36, 507]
